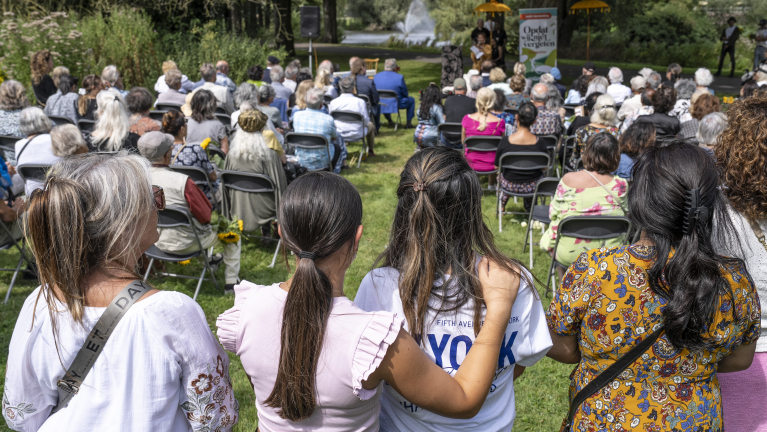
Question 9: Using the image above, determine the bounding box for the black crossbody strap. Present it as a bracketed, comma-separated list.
[565, 325, 664, 428]
[51, 280, 152, 414]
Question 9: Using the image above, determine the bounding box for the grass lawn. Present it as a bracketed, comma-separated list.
[0, 59, 572, 431]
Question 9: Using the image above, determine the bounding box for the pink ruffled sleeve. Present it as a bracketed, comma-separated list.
[216, 280, 259, 353]
[352, 312, 405, 400]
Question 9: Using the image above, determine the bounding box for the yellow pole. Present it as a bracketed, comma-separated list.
[587, 12, 590, 61]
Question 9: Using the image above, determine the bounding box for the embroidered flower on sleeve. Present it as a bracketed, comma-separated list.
[192, 373, 213, 395]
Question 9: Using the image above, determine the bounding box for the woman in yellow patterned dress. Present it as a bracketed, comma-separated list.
[546, 142, 760, 432]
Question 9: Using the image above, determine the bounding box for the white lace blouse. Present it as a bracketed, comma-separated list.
[2, 288, 238, 432]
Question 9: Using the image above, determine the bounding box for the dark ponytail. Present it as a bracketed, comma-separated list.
[629, 141, 743, 351]
[264, 172, 362, 421]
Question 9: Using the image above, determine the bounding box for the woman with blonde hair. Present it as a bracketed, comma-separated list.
[315, 68, 338, 99]
[513, 62, 533, 95]
[507, 74, 530, 109]
[487, 67, 512, 96]
[461, 87, 505, 189]
[88, 89, 139, 152]
[30, 50, 56, 106]
[154, 60, 194, 94]
[290, 80, 327, 122]
[570, 93, 621, 167]
[0, 80, 30, 136]
[2, 152, 239, 431]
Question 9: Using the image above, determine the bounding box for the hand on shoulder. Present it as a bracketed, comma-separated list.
[477, 257, 520, 318]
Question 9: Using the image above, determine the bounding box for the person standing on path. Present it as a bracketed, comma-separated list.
[716, 17, 740, 77]
[753, 19, 767, 70]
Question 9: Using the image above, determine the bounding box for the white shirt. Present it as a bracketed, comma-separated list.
[355, 267, 552, 432]
[328, 93, 370, 141]
[14, 134, 59, 196]
[607, 83, 633, 104]
[3, 289, 239, 432]
[725, 25, 736, 40]
[284, 79, 297, 93]
[154, 74, 195, 94]
[192, 81, 234, 114]
[617, 93, 642, 121]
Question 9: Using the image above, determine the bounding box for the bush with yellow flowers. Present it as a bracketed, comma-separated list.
[217, 214, 244, 243]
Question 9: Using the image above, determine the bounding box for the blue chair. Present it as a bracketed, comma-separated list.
[269, 99, 289, 124]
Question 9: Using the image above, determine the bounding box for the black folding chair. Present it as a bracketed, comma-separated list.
[143, 206, 220, 301]
[215, 113, 232, 129]
[545, 216, 632, 296]
[521, 177, 560, 268]
[378, 90, 401, 131]
[17, 164, 51, 183]
[437, 122, 463, 150]
[149, 110, 167, 122]
[47, 115, 75, 126]
[496, 152, 550, 230]
[564, 104, 578, 118]
[220, 170, 282, 268]
[561, 135, 577, 174]
[1, 219, 36, 304]
[155, 103, 182, 111]
[536, 134, 560, 175]
[330, 110, 367, 168]
[463, 136, 502, 191]
[504, 107, 519, 117]
[208, 144, 226, 160]
[169, 165, 219, 210]
[0, 135, 21, 164]
[285, 133, 332, 171]
[215, 106, 227, 115]
[77, 119, 96, 134]
[323, 94, 334, 106]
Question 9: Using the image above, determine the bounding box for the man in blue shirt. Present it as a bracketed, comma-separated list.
[293, 87, 347, 172]
[215, 60, 236, 97]
[373, 58, 415, 128]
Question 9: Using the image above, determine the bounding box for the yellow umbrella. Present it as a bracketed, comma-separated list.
[570, 0, 611, 61]
[474, 0, 512, 18]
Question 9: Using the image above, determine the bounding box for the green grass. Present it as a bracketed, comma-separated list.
[0, 59, 572, 431]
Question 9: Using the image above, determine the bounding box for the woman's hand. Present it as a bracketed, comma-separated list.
[478, 257, 519, 327]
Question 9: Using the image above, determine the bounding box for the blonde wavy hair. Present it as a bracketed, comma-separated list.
[315, 69, 332, 89]
[294, 80, 314, 111]
[474, 87, 496, 131]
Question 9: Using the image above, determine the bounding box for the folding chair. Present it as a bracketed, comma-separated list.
[208, 144, 226, 160]
[215, 106, 227, 114]
[561, 135, 577, 174]
[169, 165, 219, 210]
[464, 136, 502, 190]
[155, 103, 182, 111]
[143, 206, 220, 301]
[0, 135, 21, 164]
[437, 123, 463, 150]
[17, 164, 51, 183]
[496, 152, 550, 231]
[563, 104, 577, 118]
[330, 111, 367, 168]
[47, 115, 76, 126]
[536, 134, 560, 176]
[378, 90, 400, 131]
[1, 220, 36, 304]
[521, 177, 560, 268]
[220, 170, 282, 268]
[364, 58, 379, 75]
[545, 216, 632, 296]
[215, 113, 232, 129]
[504, 107, 519, 117]
[77, 119, 96, 134]
[285, 133, 332, 171]
[149, 110, 167, 122]
[323, 94, 334, 106]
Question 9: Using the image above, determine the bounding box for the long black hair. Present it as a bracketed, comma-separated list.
[265, 172, 363, 421]
[418, 84, 443, 120]
[629, 141, 745, 351]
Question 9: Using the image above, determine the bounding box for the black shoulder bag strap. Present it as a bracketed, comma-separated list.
[15, 134, 42, 163]
[51, 279, 153, 414]
[564, 325, 664, 431]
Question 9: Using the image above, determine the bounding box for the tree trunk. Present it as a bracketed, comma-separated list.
[274, 0, 295, 56]
[264, 0, 271, 30]
[231, 0, 242, 36]
[322, 0, 338, 43]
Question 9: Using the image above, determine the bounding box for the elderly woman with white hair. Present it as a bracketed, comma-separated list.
[606, 67, 632, 103]
[585, 75, 609, 99]
[0, 80, 30, 137]
[696, 112, 727, 156]
[223, 110, 287, 234]
[487, 67, 512, 96]
[256, 84, 284, 131]
[670, 79, 696, 123]
[15, 107, 58, 195]
[571, 93, 621, 168]
[50, 124, 88, 157]
[100, 65, 128, 97]
[87, 89, 140, 153]
[694, 68, 715, 95]
[2, 152, 239, 431]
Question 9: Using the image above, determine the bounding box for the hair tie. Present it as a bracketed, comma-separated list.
[683, 188, 710, 235]
[413, 182, 425, 192]
[298, 251, 317, 261]
[113, 95, 119, 102]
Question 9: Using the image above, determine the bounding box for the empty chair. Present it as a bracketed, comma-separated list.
[285, 133, 332, 171]
[521, 177, 560, 268]
[143, 207, 220, 301]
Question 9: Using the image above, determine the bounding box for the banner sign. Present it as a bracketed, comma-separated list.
[519, 8, 557, 81]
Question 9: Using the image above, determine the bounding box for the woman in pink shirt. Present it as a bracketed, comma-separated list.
[461, 87, 505, 189]
[217, 172, 520, 431]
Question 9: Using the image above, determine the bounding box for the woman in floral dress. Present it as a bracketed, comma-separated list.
[546, 142, 760, 432]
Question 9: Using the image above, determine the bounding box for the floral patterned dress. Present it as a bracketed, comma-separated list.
[540, 176, 628, 266]
[547, 245, 761, 432]
[571, 124, 622, 168]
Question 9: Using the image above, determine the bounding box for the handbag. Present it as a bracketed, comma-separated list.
[52, 279, 153, 413]
[563, 325, 664, 431]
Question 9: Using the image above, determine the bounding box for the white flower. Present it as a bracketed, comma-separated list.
[606, 303, 616, 312]
[673, 376, 681, 383]
[595, 400, 603, 409]
[588, 268, 595, 275]
[606, 413, 614, 422]
[566, 316, 573, 323]
[631, 418, 640, 428]
[635, 326, 645, 334]
[642, 353, 649, 360]
[652, 364, 660, 370]
[611, 381, 619, 389]
[613, 336, 623, 344]
[521, 222, 527, 227]
[599, 261, 608, 271]
[583, 294, 590, 302]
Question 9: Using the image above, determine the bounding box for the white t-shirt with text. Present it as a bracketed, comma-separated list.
[354, 266, 552, 432]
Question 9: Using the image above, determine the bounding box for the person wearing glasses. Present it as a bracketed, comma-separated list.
[137, 131, 241, 293]
[2, 151, 239, 431]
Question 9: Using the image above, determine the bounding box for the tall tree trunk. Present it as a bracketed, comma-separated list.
[274, 0, 295, 56]
[265, 0, 271, 31]
[322, 0, 338, 43]
[231, 0, 242, 36]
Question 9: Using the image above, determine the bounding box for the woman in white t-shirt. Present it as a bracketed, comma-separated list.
[355, 147, 553, 431]
[3, 152, 239, 431]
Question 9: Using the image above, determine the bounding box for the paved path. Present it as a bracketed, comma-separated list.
[297, 43, 742, 95]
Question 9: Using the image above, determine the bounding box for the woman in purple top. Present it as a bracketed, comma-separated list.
[461, 87, 506, 189]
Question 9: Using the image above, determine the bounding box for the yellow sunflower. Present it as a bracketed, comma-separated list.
[200, 137, 211, 150]
[218, 231, 240, 243]
[179, 259, 191, 265]
[238, 220, 244, 231]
